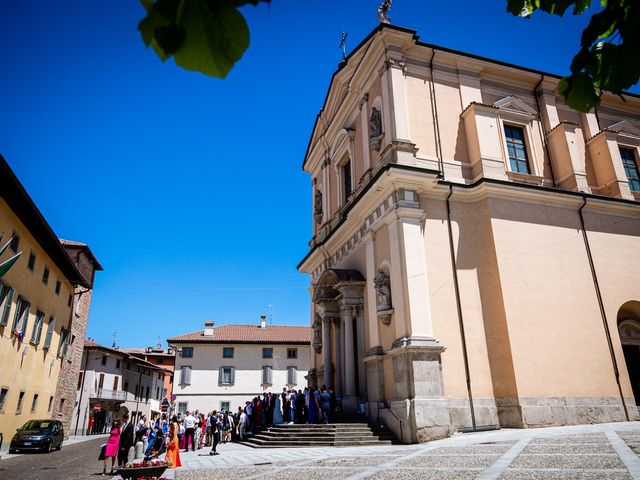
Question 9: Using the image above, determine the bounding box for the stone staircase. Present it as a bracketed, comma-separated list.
[241, 422, 397, 448]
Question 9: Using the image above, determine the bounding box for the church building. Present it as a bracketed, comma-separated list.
[298, 24, 640, 443]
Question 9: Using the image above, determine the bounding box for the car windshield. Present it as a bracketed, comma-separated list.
[20, 420, 53, 431]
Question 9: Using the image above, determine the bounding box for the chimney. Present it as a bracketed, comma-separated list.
[204, 320, 215, 337]
[260, 314, 267, 329]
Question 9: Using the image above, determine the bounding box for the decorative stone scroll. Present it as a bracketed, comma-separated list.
[369, 107, 384, 152]
[374, 268, 393, 325]
[314, 190, 323, 224]
[312, 313, 322, 353]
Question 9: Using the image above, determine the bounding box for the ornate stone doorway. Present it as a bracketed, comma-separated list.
[313, 269, 365, 412]
[618, 301, 640, 406]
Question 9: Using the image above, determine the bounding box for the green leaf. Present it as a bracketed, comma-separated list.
[154, 23, 186, 55]
[172, 1, 250, 78]
[558, 73, 601, 112]
[572, 0, 591, 14]
[0, 252, 21, 279]
[0, 236, 9, 257]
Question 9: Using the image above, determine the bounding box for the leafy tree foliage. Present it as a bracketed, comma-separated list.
[138, 0, 269, 78]
[507, 0, 640, 111]
[138, 1, 638, 112]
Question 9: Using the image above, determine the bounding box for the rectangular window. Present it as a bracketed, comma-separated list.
[504, 125, 531, 174]
[101, 355, 107, 366]
[223, 347, 234, 358]
[116, 359, 121, 369]
[262, 347, 273, 359]
[157, 357, 164, 364]
[0, 388, 8, 411]
[219, 367, 234, 385]
[9, 232, 20, 253]
[47, 396, 53, 413]
[287, 348, 297, 359]
[31, 393, 39, 413]
[113, 377, 119, 391]
[220, 401, 230, 412]
[12, 296, 30, 335]
[177, 402, 188, 416]
[287, 366, 297, 386]
[262, 366, 273, 385]
[27, 252, 36, 272]
[59, 398, 65, 412]
[98, 373, 105, 390]
[42, 267, 49, 285]
[58, 327, 70, 358]
[43, 317, 55, 349]
[31, 310, 45, 345]
[55, 280, 61, 295]
[0, 282, 14, 327]
[620, 147, 640, 192]
[67, 294, 72, 307]
[16, 391, 25, 414]
[342, 160, 352, 201]
[181, 347, 193, 358]
[180, 366, 192, 385]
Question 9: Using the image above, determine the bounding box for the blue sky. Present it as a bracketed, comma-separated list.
[1, 1, 637, 348]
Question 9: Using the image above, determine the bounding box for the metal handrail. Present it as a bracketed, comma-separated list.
[381, 403, 404, 444]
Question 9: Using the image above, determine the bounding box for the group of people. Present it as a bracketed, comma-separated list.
[238, 385, 335, 439]
[99, 385, 336, 474]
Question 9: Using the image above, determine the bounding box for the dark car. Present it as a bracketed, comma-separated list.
[9, 419, 64, 453]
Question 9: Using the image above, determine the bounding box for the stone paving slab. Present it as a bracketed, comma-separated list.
[523, 443, 615, 454]
[366, 469, 481, 480]
[162, 422, 640, 480]
[499, 471, 633, 480]
[400, 453, 502, 468]
[510, 453, 625, 469]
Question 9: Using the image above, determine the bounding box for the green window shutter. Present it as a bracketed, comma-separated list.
[0, 285, 13, 327]
[43, 317, 55, 349]
[57, 327, 68, 357]
[31, 310, 45, 344]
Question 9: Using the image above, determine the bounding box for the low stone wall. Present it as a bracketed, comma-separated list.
[497, 396, 639, 428]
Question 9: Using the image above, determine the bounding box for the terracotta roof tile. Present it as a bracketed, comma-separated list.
[168, 324, 311, 345]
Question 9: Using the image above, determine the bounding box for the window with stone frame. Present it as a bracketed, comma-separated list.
[340, 157, 353, 205]
[262, 365, 273, 386]
[219, 366, 234, 385]
[287, 366, 297, 386]
[262, 347, 273, 359]
[9, 232, 20, 253]
[0, 388, 8, 411]
[287, 348, 297, 359]
[30, 310, 45, 345]
[504, 125, 531, 174]
[223, 347, 234, 358]
[620, 147, 640, 192]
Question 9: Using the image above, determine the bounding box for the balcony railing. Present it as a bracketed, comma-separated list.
[90, 389, 128, 401]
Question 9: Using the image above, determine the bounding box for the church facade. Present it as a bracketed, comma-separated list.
[298, 24, 640, 443]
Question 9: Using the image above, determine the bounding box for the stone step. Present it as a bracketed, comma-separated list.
[251, 434, 385, 442]
[242, 439, 394, 448]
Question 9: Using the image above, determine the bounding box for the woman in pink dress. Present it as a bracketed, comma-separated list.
[103, 419, 121, 475]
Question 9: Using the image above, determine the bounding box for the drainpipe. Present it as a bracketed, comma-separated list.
[428, 49, 444, 174]
[533, 75, 557, 187]
[578, 196, 629, 421]
[446, 185, 477, 431]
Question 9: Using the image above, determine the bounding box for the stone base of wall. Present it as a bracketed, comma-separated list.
[496, 396, 639, 428]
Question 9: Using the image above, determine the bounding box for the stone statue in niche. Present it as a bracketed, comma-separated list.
[374, 269, 393, 325]
[312, 313, 322, 353]
[314, 189, 323, 224]
[369, 107, 384, 151]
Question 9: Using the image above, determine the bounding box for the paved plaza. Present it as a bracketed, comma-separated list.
[159, 422, 640, 480]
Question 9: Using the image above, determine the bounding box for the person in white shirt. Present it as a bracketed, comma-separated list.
[183, 411, 197, 452]
[238, 410, 248, 441]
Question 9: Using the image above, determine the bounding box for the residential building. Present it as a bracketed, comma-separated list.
[168, 317, 311, 414]
[123, 345, 176, 404]
[0, 154, 100, 442]
[71, 340, 171, 434]
[298, 24, 640, 443]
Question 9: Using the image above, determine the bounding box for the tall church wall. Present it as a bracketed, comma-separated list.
[488, 197, 636, 426]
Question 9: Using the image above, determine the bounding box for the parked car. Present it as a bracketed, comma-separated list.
[9, 419, 63, 453]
